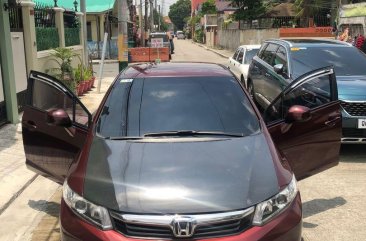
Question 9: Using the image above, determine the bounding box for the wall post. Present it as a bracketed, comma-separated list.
[0, 0, 19, 123]
[20, 0, 38, 74]
[53, 7, 65, 47]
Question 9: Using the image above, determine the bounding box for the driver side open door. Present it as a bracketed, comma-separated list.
[265, 67, 341, 180]
[22, 71, 92, 183]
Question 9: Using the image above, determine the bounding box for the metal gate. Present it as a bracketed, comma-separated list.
[10, 3, 28, 113]
[0, 61, 6, 126]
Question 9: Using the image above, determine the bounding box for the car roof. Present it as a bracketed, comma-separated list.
[238, 45, 261, 49]
[122, 62, 233, 78]
[265, 38, 352, 48]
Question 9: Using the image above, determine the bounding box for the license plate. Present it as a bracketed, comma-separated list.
[358, 119, 366, 129]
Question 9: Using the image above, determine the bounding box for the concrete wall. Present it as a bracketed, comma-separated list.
[206, 29, 215, 48]
[36, 46, 84, 73]
[217, 29, 240, 51]
[217, 29, 279, 51]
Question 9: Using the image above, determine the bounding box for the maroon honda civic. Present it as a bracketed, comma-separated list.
[22, 63, 341, 241]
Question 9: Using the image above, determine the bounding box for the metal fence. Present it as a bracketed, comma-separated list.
[65, 28, 80, 46]
[34, 3, 56, 27]
[36, 27, 59, 51]
[237, 16, 331, 30]
[8, 3, 23, 31]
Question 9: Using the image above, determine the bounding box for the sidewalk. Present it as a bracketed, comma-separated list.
[191, 41, 234, 59]
[0, 63, 118, 241]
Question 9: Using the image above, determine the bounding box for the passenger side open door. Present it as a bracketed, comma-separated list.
[265, 67, 341, 180]
[22, 71, 92, 183]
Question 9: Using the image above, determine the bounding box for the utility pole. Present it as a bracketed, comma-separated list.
[150, 0, 154, 32]
[145, 0, 148, 42]
[118, 0, 129, 71]
[139, 1, 145, 46]
[80, 0, 88, 65]
[158, 5, 161, 31]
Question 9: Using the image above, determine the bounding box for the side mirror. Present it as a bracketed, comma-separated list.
[47, 109, 72, 127]
[285, 105, 311, 123]
[274, 64, 284, 74]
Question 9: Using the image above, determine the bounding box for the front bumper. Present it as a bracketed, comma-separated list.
[60, 193, 302, 241]
[341, 107, 366, 143]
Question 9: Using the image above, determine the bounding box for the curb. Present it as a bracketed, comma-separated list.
[191, 41, 230, 59]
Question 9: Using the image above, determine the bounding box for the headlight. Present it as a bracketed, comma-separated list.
[63, 181, 112, 230]
[252, 175, 298, 225]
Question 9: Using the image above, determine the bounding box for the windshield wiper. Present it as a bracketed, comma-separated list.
[143, 130, 244, 137]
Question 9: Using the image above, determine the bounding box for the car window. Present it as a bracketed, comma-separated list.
[257, 43, 268, 58]
[291, 46, 366, 78]
[232, 48, 240, 60]
[265, 75, 332, 122]
[261, 43, 279, 66]
[244, 48, 259, 64]
[237, 49, 244, 63]
[32, 79, 89, 126]
[273, 46, 288, 75]
[97, 77, 261, 137]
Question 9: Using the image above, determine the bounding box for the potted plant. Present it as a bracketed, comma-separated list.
[73, 64, 84, 96]
[47, 47, 81, 93]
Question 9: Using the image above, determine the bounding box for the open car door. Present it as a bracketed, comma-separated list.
[22, 71, 92, 183]
[264, 66, 341, 180]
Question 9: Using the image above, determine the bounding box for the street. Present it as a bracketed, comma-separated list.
[0, 39, 365, 241]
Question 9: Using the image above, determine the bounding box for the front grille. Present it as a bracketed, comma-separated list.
[343, 128, 366, 138]
[111, 212, 253, 239]
[194, 217, 252, 239]
[341, 102, 366, 117]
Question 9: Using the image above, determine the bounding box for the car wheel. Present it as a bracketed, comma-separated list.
[247, 80, 255, 100]
[240, 75, 245, 88]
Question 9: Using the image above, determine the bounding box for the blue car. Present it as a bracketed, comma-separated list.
[247, 39, 366, 143]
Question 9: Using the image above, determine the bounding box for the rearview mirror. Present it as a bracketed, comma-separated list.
[285, 105, 311, 123]
[274, 64, 284, 74]
[47, 109, 72, 127]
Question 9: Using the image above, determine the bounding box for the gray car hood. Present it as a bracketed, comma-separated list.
[83, 133, 279, 214]
[337, 76, 366, 101]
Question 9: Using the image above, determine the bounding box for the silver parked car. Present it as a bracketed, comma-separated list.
[176, 30, 186, 40]
[228, 45, 261, 88]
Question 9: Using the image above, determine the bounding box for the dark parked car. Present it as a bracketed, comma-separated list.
[147, 32, 174, 55]
[23, 63, 340, 241]
[248, 38, 366, 143]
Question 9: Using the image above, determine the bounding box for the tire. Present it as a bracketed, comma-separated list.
[240, 75, 246, 88]
[247, 80, 255, 100]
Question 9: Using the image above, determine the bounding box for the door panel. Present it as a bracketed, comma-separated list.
[268, 102, 341, 180]
[266, 67, 341, 180]
[22, 71, 91, 183]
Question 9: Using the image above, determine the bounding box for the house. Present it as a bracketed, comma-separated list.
[339, 2, 366, 37]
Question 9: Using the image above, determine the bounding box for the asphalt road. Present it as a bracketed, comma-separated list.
[5, 39, 365, 241]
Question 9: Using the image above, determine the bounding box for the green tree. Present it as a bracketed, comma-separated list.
[201, 0, 217, 15]
[232, 0, 266, 21]
[168, 0, 191, 30]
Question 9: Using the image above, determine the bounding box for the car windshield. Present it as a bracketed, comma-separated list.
[96, 76, 260, 138]
[244, 48, 259, 64]
[150, 34, 168, 42]
[291, 46, 366, 78]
